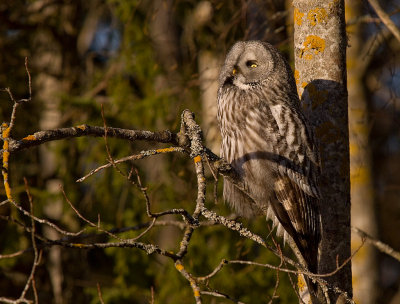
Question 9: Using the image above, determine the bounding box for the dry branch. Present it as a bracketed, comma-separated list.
[352, 226, 400, 262]
[0, 125, 178, 158]
[368, 0, 400, 44]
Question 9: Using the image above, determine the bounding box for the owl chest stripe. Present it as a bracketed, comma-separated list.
[269, 104, 287, 134]
[244, 108, 278, 148]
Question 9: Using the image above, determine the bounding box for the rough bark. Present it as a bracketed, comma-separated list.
[293, 0, 352, 302]
[345, 1, 378, 303]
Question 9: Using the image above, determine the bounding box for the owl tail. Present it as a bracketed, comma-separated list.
[297, 239, 323, 303]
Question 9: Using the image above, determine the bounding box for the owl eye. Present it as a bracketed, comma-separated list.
[246, 60, 258, 68]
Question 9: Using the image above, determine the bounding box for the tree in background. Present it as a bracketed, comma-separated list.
[346, 1, 378, 303]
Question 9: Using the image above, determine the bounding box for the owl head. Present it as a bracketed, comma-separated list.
[219, 41, 292, 91]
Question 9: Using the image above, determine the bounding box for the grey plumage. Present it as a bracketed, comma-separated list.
[217, 40, 321, 272]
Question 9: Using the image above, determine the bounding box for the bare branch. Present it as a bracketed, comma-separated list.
[20, 179, 41, 303]
[7, 198, 84, 237]
[77, 147, 184, 182]
[175, 261, 202, 304]
[0, 248, 28, 259]
[201, 290, 246, 304]
[131, 218, 156, 242]
[352, 226, 400, 261]
[47, 238, 179, 259]
[97, 283, 105, 304]
[0, 297, 32, 304]
[0, 218, 204, 260]
[197, 259, 228, 281]
[61, 186, 125, 242]
[1, 125, 178, 158]
[0, 58, 32, 133]
[130, 168, 197, 227]
[368, 0, 400, 44]
[359, 27, 392, 76]
[150, 286, 155, 304]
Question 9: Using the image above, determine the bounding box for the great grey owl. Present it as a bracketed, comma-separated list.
[217, 40, 321, 273]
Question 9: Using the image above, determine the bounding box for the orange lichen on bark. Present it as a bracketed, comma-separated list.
[2, 123, 12, 199]
[2, 123, 10, 141]
[193, 155, 202, 163]
[4, 178, 11, 199]
[297, 274, 306, 292]
[76, 124, 87, 131]
[156, 147, 176, 153]
[72, 243, 85, 248]
[22, 134, 37, 141]
[175, 262, 184, 271]
[190, 280, 200, 297]
[294, 8, 304, 26]
[307, 7, 327, 26]
[300, 35, 326, 60]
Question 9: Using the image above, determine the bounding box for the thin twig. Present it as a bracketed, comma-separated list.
[7, 198, 84, 237]
[267, 267, 280, 304]
[352, 226, 400, 261]
[0, 248, 28, 259]
[47, 238, 179, 259]
[97, 283, 105, 304]
[131, 168, 197, 226]
[61, 186, 124, 242]
[368, 0, 400, 43]
[150, 286, 155, 304]
[201, 290, 246, 304]
[132, 218, 156, 241]
[77, 147, 184, 182]
[20, 178, 41, 303]
[0, 297, 32, 303]
[0, 58, 31, 132]
[0, 219, 203, 261]
[197, 259, 228, 281]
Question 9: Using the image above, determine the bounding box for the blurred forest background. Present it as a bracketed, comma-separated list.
[0, 0, 400, 303]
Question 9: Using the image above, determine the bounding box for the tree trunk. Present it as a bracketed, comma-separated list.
[293, 0, 352, 302]
[345, 1, 378, 303]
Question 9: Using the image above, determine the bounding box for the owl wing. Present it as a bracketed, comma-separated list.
[245, 97, 321, 270]
[267, 102, 320, 198]
[271, 175, 320, 272]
